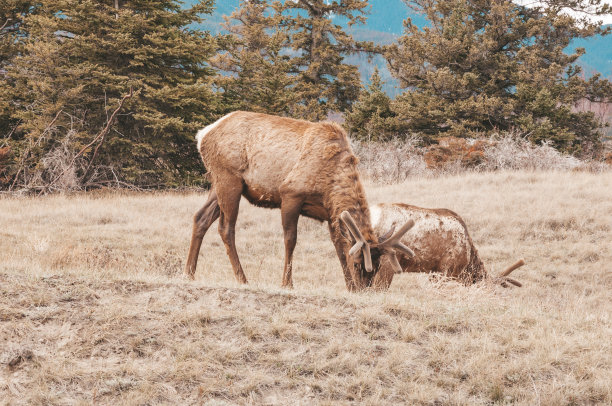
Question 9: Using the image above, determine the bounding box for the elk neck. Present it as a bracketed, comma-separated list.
[325, 161, 377, 245]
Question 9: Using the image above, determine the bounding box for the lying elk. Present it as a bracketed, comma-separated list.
[184, 111, 415, 291]
[370, 203, 525, 289]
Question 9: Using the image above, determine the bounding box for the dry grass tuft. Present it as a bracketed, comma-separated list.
[1, 170, 611, 404]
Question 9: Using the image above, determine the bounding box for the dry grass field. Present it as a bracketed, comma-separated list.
[1, 170, 611, 405]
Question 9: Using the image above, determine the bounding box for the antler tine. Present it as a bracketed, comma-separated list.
[504, 277, 522, 287]
[363, 243, 373, 273]
[379, 220, 416, 257]
[380, 220, 415, 245]
[388, 252, 403, 274]
[494, 260, 525, 288]
[378, 225, 395, 243]
[340, 211, 365, 242]
[348, 241, 364, 257]
[395, 242, 415, 257]
[498, 259, 525, 278]
[340, 211, 373, 272]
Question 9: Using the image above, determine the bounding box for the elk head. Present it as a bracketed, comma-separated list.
[340, 211, 415, 289]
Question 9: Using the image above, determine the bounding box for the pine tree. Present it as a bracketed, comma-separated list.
[345, 67, 400, 141]
[386, 0, 612, 154]
[0, 1, 37, 137]
[213, 0, 298, 115]
[3, 0, 220, 190]
[275, 0, 375, 120]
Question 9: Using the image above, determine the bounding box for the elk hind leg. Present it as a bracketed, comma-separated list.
[184, 190, 220, 279]
[217, 179, 248, 284]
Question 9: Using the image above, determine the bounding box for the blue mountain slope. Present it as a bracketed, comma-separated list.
[194, 0, 611, 88]
[569, 33, 612, 76]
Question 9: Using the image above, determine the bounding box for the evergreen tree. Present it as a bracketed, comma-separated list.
[213, 0, 298, 115]
[3, 0, 220, 190]
[275, 0, 375, 120]
[0, 1, 37, 137]
[386, 0, 612, 154]
[345, 67, 399, 141]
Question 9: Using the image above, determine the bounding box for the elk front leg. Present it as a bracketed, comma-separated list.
[328, 223, 358, 292]
[184, 190, 220, 279]
[280, 195, 304, 289]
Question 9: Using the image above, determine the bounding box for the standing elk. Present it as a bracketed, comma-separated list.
[370, 203, 524, 289]
[184, 111, 415, 291]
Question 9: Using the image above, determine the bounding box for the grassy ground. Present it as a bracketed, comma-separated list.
[1, 170, 611, 405]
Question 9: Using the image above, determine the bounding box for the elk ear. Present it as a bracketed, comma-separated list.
[342, 154, 359, 166]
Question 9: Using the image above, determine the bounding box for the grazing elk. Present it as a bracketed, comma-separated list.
[184, 111, 415, 291]
[370, 203, 524, 289]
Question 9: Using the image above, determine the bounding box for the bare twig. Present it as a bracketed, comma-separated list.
[81, 88, 133, 178]
[47, 87, 133, 189]
[10, 110, 62, 190]
[0, 19, 10, 32]
[1, 119, 21, 148]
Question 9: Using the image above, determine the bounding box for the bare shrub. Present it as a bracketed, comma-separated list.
[353, 132, 610, 183]
[352, 137, 427, 183]
[38, 130, 83, 191]
[6, 89, 133, 194]
[480, 134, 582, 171]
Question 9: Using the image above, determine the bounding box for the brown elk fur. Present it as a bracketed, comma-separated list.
[185, 111, 412, 291]
[370, 203, 524, 289]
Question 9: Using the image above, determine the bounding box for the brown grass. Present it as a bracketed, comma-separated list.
[1, 170, 611, 405]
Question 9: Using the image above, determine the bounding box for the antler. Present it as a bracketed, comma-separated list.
[340, 212, 417, 274]
[376, 220, 416, 273]
[377, 226, 395, 243]
[498, 259, 525, 278]
[340, 211, 373, 272]
[378, 220, 416, 257]
[387, 251, 403, 274]
[495, 259, 525, 288]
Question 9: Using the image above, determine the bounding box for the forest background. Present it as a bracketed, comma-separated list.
[1, 0, 611, 192]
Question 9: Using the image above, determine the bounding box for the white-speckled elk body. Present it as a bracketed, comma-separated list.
[185, 111, 415, 291]
[370, 203, 524, 289]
